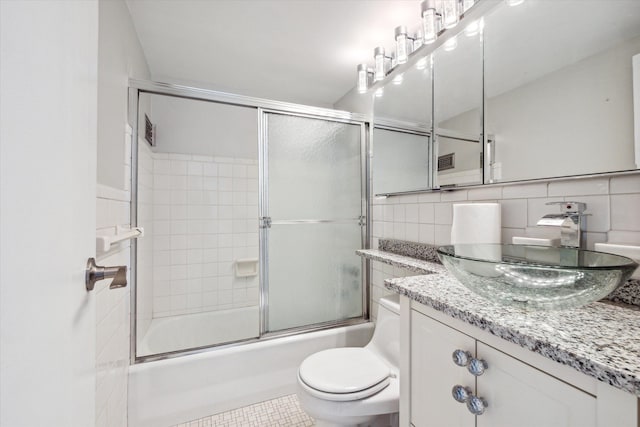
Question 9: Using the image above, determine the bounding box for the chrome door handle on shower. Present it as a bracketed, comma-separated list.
[85, 258, 127, 291]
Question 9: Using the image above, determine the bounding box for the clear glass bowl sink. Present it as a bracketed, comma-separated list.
[437, 244, 639, 310]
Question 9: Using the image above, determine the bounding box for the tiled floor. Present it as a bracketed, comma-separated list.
[173, 394, 315, 427]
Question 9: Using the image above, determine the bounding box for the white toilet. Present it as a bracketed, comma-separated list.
[296, 294, 400, 427]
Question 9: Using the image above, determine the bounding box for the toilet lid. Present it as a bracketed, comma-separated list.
[298, 348, 390, 394]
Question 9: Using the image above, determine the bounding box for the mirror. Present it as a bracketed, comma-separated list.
[434, 26, 483, 187]
[372, 0, 640, 195]
[372, 57, 432, 194]
[484, 0, 640, 182]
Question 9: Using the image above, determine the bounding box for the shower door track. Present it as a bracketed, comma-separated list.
[128, 79, 371, 364]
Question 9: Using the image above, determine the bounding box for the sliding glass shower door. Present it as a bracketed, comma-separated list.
[263, 113, 365, 332]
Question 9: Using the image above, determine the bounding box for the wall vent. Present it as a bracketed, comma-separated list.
[144, 114, 155, 146]
[438, 153, 455, 171]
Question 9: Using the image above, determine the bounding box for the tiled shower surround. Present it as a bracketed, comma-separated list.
[369, 173, 640, 316]
[150, 152, 259, 318]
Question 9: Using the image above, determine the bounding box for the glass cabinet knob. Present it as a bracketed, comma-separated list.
[452, 349, 472, 367]
[467, 357, 488, 376]
[451, 385, 472, 403]
[467, 395, 488, 415]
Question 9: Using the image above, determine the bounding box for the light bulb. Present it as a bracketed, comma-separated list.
[421, 0, 438, 45]
[395, 25, 409, 64]
[443, 37, 458, 51]
[441, 0, 460, 29]
[357, 64, 369, 94]
[413, 30, 424, 51]
[373, 47, 386, 82]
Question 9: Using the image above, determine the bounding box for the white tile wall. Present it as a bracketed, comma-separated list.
[370, 173, 640, 312]
[95, 188, 131, 427]
[151, 153, 259, 318]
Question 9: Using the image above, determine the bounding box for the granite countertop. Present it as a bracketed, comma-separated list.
[357, 247, 640, 397]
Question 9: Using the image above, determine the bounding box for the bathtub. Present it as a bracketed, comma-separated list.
[138, 306, 261, 356]
[128, 321, 374, 427]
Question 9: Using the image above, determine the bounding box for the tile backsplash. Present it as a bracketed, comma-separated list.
[371, 173, 640, 251]
[369, 173, 640, 315]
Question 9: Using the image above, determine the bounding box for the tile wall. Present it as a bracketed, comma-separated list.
[95, 184, 132, 427]
[369, 173, 640, 317]
[150, 153, 260, 318]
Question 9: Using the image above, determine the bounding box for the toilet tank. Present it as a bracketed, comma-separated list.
[366, 294, 400, 370]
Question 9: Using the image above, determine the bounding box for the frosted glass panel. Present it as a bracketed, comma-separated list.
[268, 114, 361, 220]
[267, 223, 363, 332]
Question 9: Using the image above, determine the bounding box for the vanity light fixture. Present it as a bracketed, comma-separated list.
[357, 63, 373, 93]
[421, 0, 438, 44]
[413, 29, 424, 51]
[355, 0, 472, 93]
[463, 0, 475, 12]
[373, 47, 390, 82]
[395, 25, 410, 64]
[441, 0, 460, 29]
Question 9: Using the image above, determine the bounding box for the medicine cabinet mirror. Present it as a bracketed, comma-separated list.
[372, 0, 640, 196]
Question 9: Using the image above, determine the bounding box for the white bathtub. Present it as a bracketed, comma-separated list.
[138, 306, 261, 356]
[128, 321, 374, 427]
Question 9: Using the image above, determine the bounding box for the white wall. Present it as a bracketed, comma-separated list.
[1, 1, 98, 425]
[98, 0, 151, 190]
[150, 95, 258, 159]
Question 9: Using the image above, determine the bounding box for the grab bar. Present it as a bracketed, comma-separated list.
[96, 225, 144, 252]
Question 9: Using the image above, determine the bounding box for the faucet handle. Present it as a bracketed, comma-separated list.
[545, 201, 586, 214]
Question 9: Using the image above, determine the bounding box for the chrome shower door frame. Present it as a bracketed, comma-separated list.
[257, 109, 370, 336]
[128, 80, 370, 364]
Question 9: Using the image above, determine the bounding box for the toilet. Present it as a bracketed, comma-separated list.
[296, 294, 400, 427]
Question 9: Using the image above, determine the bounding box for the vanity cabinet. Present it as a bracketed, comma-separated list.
[401, 297, 638, 427]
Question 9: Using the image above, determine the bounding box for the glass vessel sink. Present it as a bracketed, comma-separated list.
[437, 244, 639, 310]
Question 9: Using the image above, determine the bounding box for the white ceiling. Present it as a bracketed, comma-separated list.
[126, 0, 423, 108]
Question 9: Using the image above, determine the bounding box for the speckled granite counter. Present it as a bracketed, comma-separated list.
[358, 248, 640, 396]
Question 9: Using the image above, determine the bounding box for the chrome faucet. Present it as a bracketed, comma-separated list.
[536, 202, 588, 249]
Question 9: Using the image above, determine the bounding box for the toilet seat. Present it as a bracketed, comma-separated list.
[298, 347, 391, 402]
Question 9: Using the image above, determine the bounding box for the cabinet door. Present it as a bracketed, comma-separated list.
[410, 310, 476, 427]
[476, 342, 597, 427]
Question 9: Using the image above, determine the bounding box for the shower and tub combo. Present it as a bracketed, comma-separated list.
[127, 80, 373, 426]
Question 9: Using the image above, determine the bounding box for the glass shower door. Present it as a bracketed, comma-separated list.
[264, 113, 364, 332]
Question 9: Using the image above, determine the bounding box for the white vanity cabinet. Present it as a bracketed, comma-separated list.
[400, 296, 639, 427]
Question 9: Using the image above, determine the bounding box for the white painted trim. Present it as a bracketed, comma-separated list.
[97, 184, 130, 202]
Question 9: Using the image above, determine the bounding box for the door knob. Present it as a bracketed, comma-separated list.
[85, 258, 127, 291]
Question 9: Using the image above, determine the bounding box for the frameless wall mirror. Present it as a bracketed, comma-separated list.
[434, 23, 483, 187]
[484, 0, 640, 183]
[372, 55, 432, 195]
